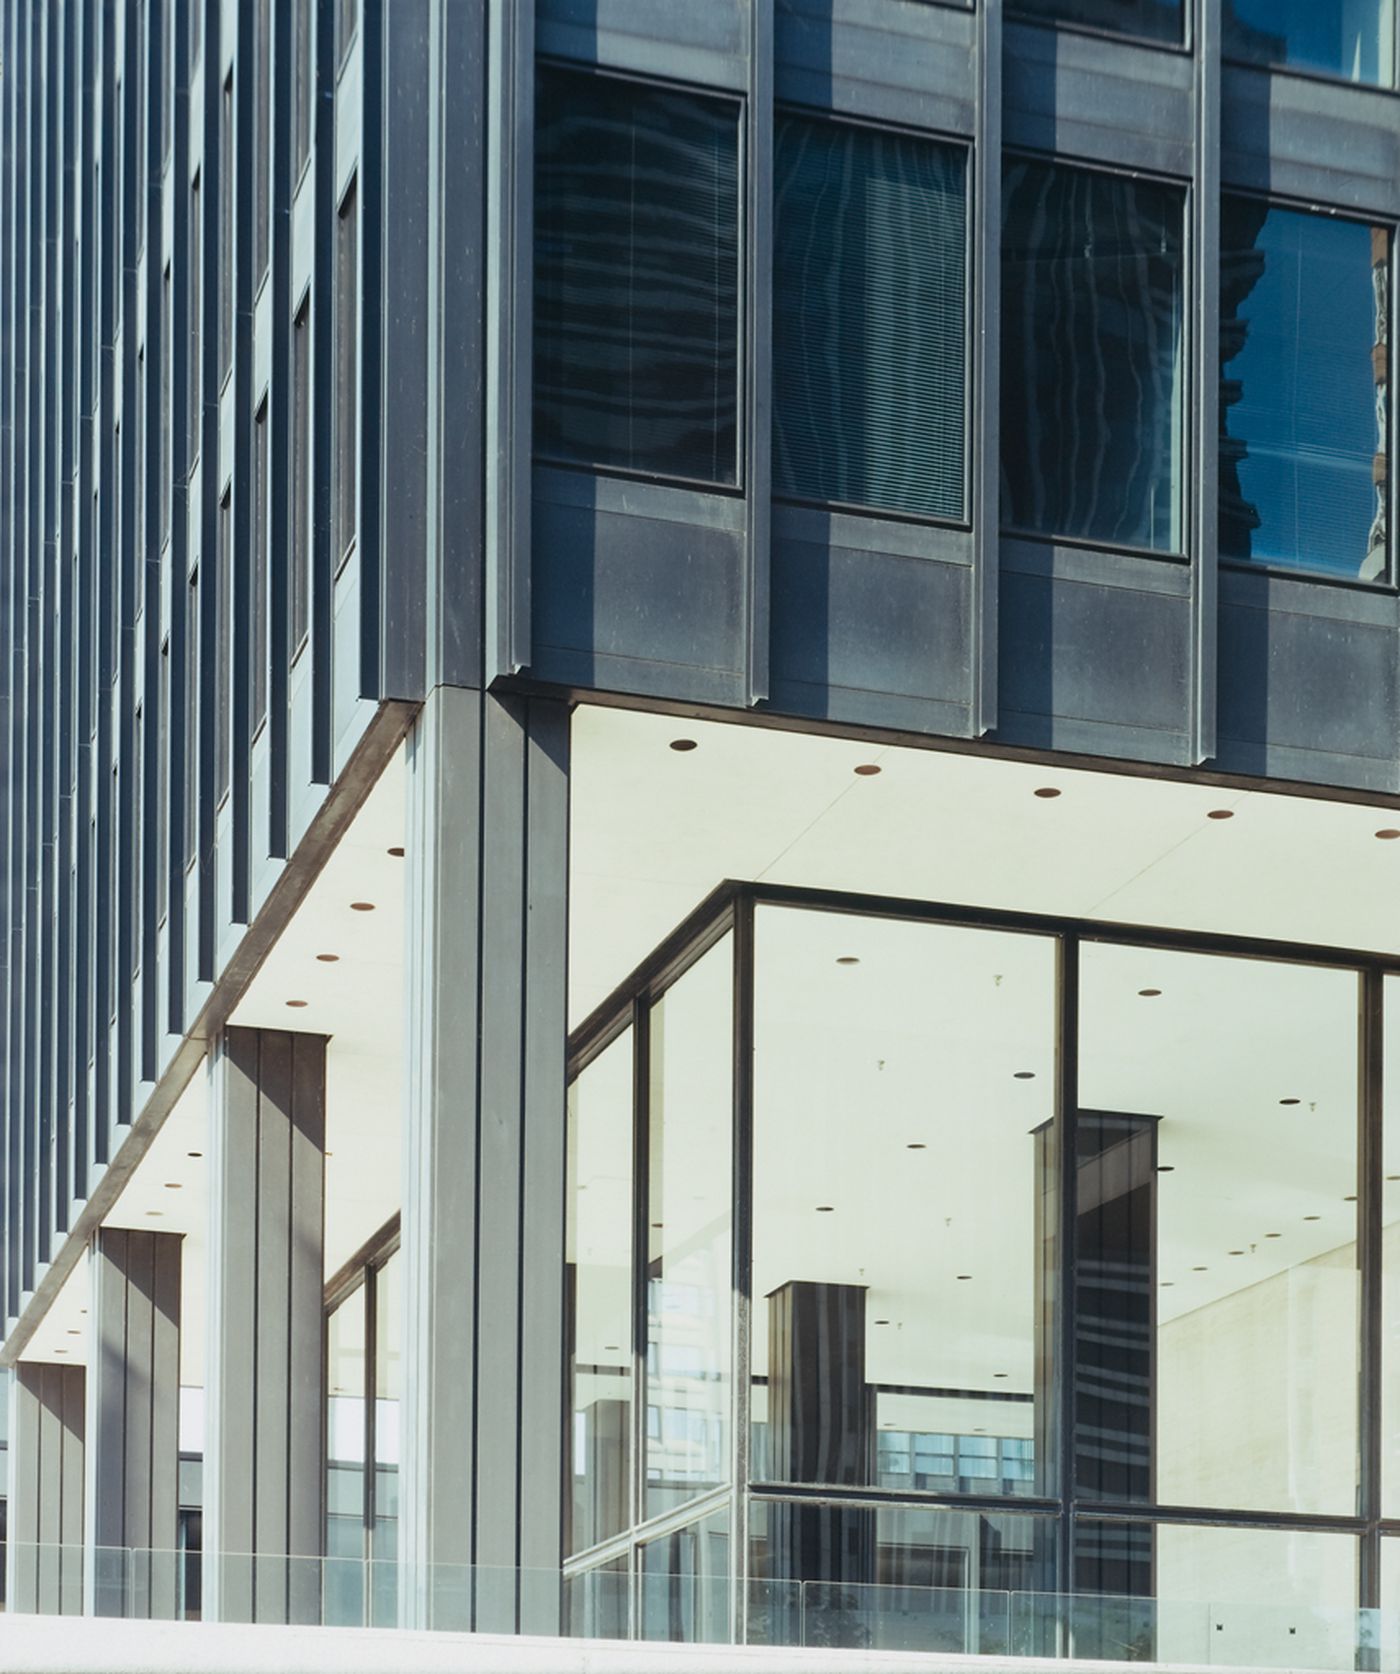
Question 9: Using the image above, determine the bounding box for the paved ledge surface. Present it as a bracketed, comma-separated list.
[0, 1616, 1340, 1674]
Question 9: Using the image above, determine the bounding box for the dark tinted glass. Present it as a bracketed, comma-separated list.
[1001, 159, 1185, 552]
[1225, 0, 1394, 86]
[773, 116, 967, 521]
[1220, 199, 1390, 581]
[535, 68, 740, 486]
[1014, 0, 1182, 44]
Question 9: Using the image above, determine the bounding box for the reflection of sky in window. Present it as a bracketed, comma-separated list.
[1221, 206, 1383, 579]
[1225, 0, 1393, 85]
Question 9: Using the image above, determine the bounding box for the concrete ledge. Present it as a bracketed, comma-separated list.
[0, 1617, 1335, 1674]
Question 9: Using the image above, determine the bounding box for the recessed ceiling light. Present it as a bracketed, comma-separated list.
[1344, 1195, 1357, 1203]
[1265, 1232, 1281, 1239]
[669, 739, 698, 753]
[1013, 1071, 1035, 1080]
[956, 1274, 972, 1281]
[854, 763, 881, 777]
[874, 1319, 891, 1327]
[316, 953, 340, 964]
[1228, 1250, 1245, 1256]
[1376, 829, 1400, 841]
[55, 1348, 67, 1355]
[815, 1205, 835, 1213]
[651, 1222, 664, 1230]
[973, 1427, 986, 1435]
[603, 1345, 620, 1353]
[145, 1210, 163, 1218]
[286, 1000, 308, 1009]
[907, 1143, 927, 1150]
[1304, 1215, 1321, 1221]
[1192, 1265, 1208, 1272]
[1156, 1165, 1175, 1173]
[993, 1372, 1008, 1379]
[1206, 809, 1235, 821]
[387, 846, 405, 858]
[1161, 1281, 1174, 1288]
[67, 1329, 80, 1336]
[187, 1151, 203, 1159]
[836, 956, 860, 966]
[1138, 988, 1162, 998]
[350, 901, 376, 912]
[1279, 1098, 1300, 1107]
[1389, 1176, 1400, 1182]
[164, 1182, 182, 1190]
[1033, 787, 1061, 799]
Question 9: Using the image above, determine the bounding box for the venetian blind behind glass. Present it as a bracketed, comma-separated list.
[1001, 159, 1185, 552]
[535, 68, 741, 486]
[773, 116, 968, 521]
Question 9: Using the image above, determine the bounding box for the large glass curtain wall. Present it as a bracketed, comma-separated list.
[565, 883, 1400, 1645]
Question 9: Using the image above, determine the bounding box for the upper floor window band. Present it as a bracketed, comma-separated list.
[1011, 0, 1184, 47]
[1225, 0, 1395, 88]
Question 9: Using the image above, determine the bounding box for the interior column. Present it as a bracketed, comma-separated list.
[400, 686, 569, 1633]
[205, 1027, 327, 1625]
[86, 1227, 183, 1617]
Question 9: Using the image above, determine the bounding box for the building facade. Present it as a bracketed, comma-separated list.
[6, 0, 1400, 1663]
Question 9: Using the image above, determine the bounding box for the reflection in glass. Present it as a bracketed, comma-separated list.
[1225, 0, 1394, 86]
[641, 1510, 731, 1643]
[1220, 199, 1390, 581]
[567, 1558, 630, 1641]
[1078, 946, 1359, 1514]
[773, 115, 967, 520]
[752, 1503, 1046, 1652]
[372, 1251, 401, 1627]
[567, 1028, 635, 1553]
[751, 908, 1056, 1529]
[1001, 159, 1185, 551]
[1012, 0, 1183, 45]
[646, 938, 733, 1518]
[534, 67, 740, 485]
[325, 1284, 367, 1626]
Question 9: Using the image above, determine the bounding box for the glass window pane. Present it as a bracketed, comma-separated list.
[566, 1558, 630, 1641]
[1077, 1523, 1358, 1666]
[1225, 0, 1394, 85]
[371, 1251, 400, 1627]
[1220, 199, 1390, 582]
[1382, 977, 1400, 1514]
[646, 937, 732, 1518]
[1001, 159, 1185, 552]
[567, 1028, 634, 1554]
[773, 115, 967, 520]
[534, 67, 741, 486]
[1078, 946, 1359, 1515]
[640, 1509, 731, 1644]
[751, 910, 1057, 1503]
[1012, 0, 1183, 45]
[326, 1283, 367, 1625]
[751, 1502, 1049, 1652]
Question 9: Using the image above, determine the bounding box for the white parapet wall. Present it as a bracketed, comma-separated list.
[0, 1617, 1341, 1674]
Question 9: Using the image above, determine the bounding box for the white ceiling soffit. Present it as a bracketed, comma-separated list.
[569, 703, 1400, 1023]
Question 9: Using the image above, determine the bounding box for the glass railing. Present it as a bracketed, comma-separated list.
[1, 1545, 1397, 1672]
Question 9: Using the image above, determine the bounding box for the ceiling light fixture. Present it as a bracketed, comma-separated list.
[1161, 1281, 1174, 1288]
[67, 1329, 80, 1336]
[815, 1205, 835, 1213]
[1156, 1164, 1175, 1173]
[1206, 809, 1235, 821]
[1345, 1195, 1357, 1203]
[1265, 1232, 1282, 1239]
[907, 1143, 926, 1151]
[164, 1182, 182, 1190]
[874, 1319, 891, 1327]
[1138, 988, 1162, 998]
[286, 1000, 308, 1009]
[187, 1151, 203, 1159]
[651, 1222, 664, 1230]
[1013, 1071, 1035, 1080]
[145, 1210, 163, 1218]
[55, 1348, 67, 1355]
[836, 956, 860, 967]
[994, 1372, 1008, 1379]
[603, 1345, 620, 1353]
[854, 763, 881, 777]
[1192, 1265, 1208, 1272]
[316, 953, 340, 963]
[1376, 829, 1400, 841]
[1033, 787, 1061, 800]
[350, 901, 376, 912]
[387, 846, 406, 858]
[669, 739, 698, 753]
[1279, 1098, 1300, 1107]
[1228, 1250, 1245, 1256]
[956, 1274, 972, 1281]
[1304, 1215, 1321, 1222]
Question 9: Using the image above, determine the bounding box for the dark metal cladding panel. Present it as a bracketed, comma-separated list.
[769, 519, 974, 733]
[531, 487, 748, 704]
[1222, 64, 1400, 218]
[997, 565, 1193, 762]
[1217, 582, 1400, 786]
[537, 0, 748, 88]
[1002, 18, 1193, 177]
[775, 0, 975, 136]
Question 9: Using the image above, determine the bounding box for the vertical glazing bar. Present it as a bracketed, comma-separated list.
[1056, 934, 1080, 1600]
[1190, 0, 1221, 763]
[1359, 968, 1384, 1621]
[731, 891, 755, 1642]
[744, 0, 772, 707]
[972, 0, 1002, 737]
[629, 994, 649, 1640]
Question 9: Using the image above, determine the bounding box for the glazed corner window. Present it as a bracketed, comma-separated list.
[1225, 0, 1395, 88]
[773, 115, 968, 522]
[533, 66, 741, 488]
[1000, 158, 1186, 554]
[1220, 199, 1391, 583]
[1011, 0, 1183, 46]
